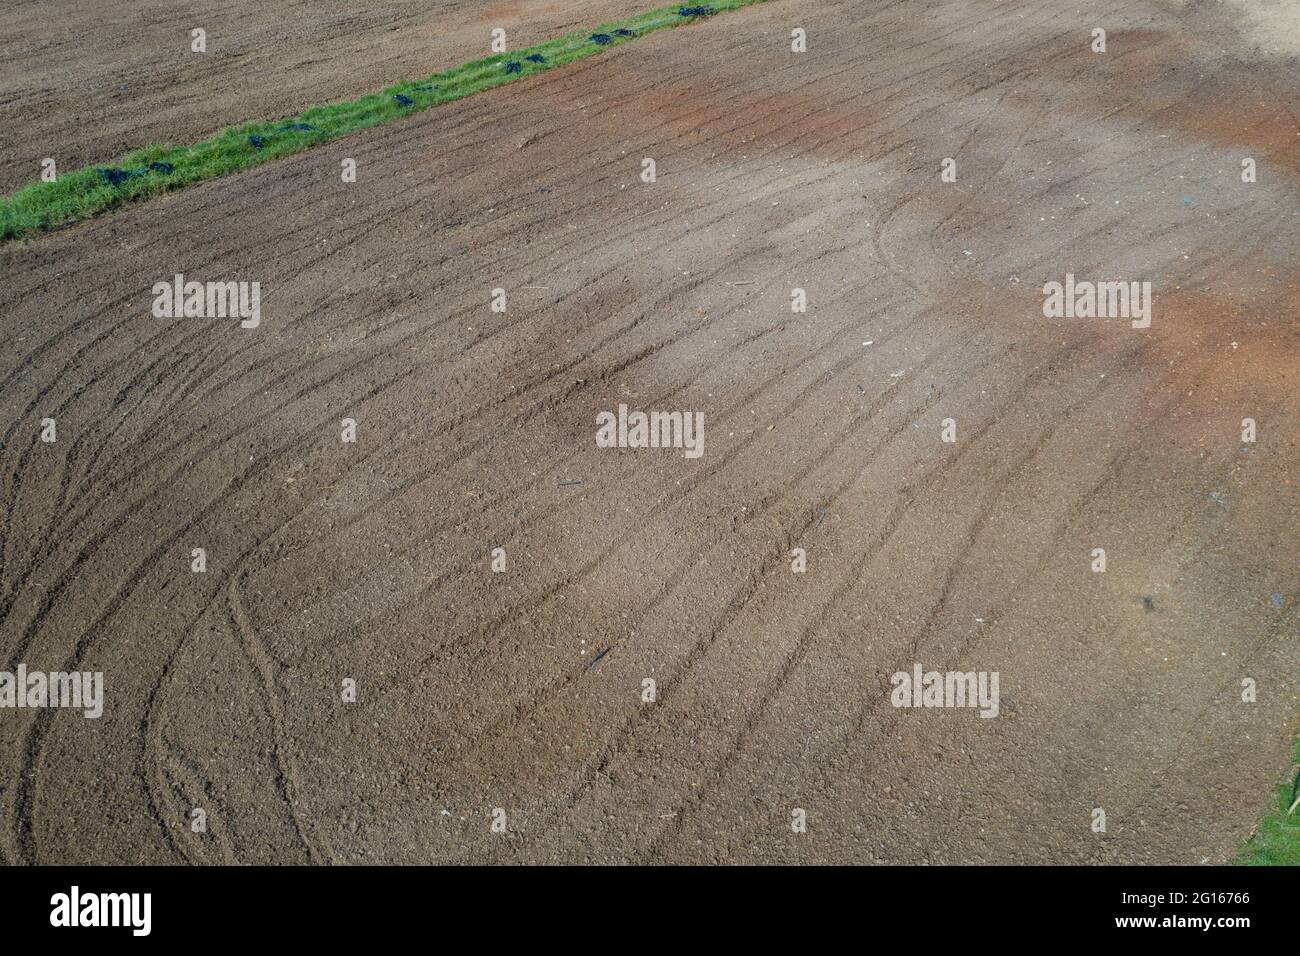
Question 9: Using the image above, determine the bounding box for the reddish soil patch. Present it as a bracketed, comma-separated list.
[0, 0, 1296, 864]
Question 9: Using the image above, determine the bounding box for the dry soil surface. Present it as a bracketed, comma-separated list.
[0, 0, 650, 194]
[0, 0, 1297, 864]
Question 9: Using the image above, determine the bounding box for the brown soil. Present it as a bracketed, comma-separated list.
[0, 0, 649, 194]
[0, 0, 1296, 864]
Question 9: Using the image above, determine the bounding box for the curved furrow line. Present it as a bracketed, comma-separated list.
[226, 575, 324, 863]
[0, 345, 198, 620]
[549, 379, 947, 816]
[817, 350, 1232, 811]
[633, 330, 1125, 856]
[213, 219, 854, 602]
[450, 305, 966, 776]
[0, 327, 421, 639]
[405, 280, 934, 681]
[17, 227, 780, 697]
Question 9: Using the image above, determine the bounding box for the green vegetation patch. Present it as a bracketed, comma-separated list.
[0, 2, 767, 243]
[1235, 737, 1300, 866]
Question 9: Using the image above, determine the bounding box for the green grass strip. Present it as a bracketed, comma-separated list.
[0, 1, 768, 244]
[1235, 736, 1300, 865]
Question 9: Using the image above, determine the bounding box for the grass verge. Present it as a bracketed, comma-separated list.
[0, 1, 767, 244]
[1234, 736, 1300, 865]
